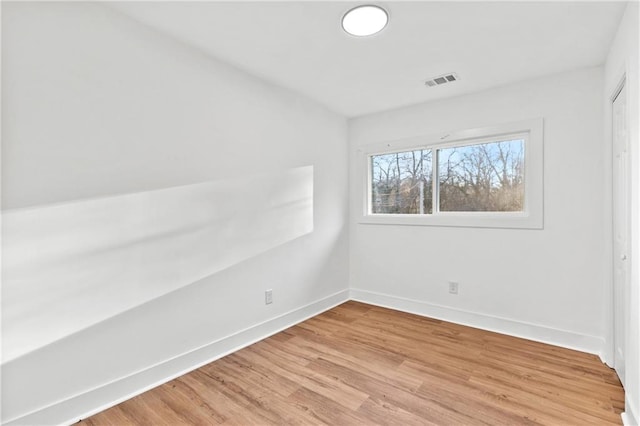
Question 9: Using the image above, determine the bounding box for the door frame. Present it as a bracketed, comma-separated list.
[610, 73, 629, 384]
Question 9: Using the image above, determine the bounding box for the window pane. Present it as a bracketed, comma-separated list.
[438, 139, 524, 212]
[371, 149, 432, 214]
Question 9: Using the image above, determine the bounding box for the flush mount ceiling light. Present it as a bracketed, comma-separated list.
[342, 5, 388, 37]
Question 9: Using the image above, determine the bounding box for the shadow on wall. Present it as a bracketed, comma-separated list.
[1, 166, 314, 363]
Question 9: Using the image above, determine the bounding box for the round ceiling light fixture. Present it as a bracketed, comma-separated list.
[342, 5, 388, 37]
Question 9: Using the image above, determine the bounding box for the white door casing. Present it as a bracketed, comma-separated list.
[612, 81, 629, 387]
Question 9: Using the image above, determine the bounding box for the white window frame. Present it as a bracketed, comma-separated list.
[357, 118, 544, 229]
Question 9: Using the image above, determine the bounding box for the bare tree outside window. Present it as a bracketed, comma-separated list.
[438, 139, 524, 212]
[369, 139, 524, 214]
[371, 149, 432, 214]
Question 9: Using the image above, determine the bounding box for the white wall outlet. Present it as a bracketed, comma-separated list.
[265, 289, 273, 305]
[448, 281, 459, 295]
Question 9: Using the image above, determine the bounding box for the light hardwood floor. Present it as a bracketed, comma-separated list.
[80, 301, 624, 425]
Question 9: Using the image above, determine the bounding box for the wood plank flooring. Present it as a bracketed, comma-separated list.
[80, 301, 624, 425]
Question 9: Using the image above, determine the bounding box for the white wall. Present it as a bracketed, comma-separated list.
[1, 2, 632, 425]
[349, 67, 607, 355]
[1, 2, 349, 424]
[2, 167, 316, 363]
[604, 3, 640, 425]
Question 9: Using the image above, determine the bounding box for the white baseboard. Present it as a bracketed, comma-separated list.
[622, 394, 639, 426]
[4, 289, 350, 426]
[6, 288, 610, 425]
[349, 288, 605, 357]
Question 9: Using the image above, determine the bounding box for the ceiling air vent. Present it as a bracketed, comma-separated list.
[425, 73, 459, 88]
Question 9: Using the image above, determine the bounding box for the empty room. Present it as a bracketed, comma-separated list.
[1, 1, 639, 425]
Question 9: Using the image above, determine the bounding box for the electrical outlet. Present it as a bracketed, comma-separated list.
[448, 281, 459, 295]
[265, 289, 273, 305]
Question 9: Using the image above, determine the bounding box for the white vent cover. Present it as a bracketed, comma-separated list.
[425, 73, 459, 87]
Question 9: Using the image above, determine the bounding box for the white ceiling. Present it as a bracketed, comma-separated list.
[110, 1, 627, 117]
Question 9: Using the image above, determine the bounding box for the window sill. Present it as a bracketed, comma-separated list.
[358, 212, 543, 229]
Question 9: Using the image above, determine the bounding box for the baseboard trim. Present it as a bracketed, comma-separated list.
[4, 289, 350, 426]
[349, 288, 605, 357]
[6, 288, 609, 425]
[622, 394, 639, 426]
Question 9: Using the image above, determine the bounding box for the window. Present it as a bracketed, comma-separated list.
[371, 149, 433, 214]
[359, 119, 543, 229]
[437, 138, 524, 212]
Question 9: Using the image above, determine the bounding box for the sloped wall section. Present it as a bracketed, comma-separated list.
[1, 2, 349, 423]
